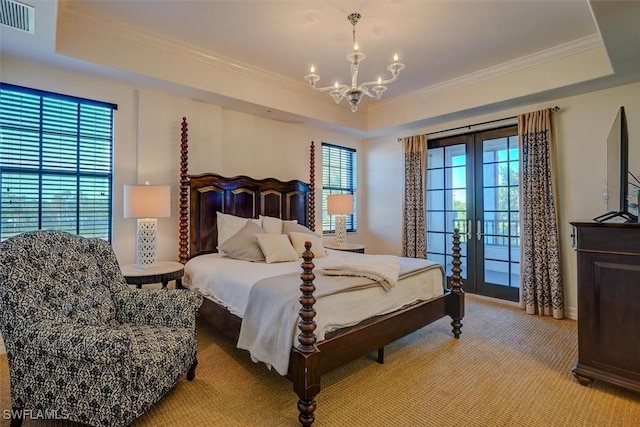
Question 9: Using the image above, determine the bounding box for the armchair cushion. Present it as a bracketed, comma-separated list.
[26, 321, 131, 364]
[114, 287, 203, 329]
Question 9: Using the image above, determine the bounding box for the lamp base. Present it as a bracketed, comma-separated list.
[134, 218, 158, 269]
[334, 214, 348, 247]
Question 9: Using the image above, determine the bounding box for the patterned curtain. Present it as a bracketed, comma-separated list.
[402, 135, 427, 258]
[518, 109, 564, 319]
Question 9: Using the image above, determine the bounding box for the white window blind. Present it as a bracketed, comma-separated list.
[0, 83, 116, 241]
[322, 143, 357, 233]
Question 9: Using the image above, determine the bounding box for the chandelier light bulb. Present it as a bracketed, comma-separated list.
[310, 65, 315, 73]
[304, 12, 405, 113]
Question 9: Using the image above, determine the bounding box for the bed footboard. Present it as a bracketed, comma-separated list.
[291, 232, 464, 426]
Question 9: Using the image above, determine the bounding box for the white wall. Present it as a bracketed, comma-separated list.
[1, 58, 361, 264]
[364, 81, 640, 319]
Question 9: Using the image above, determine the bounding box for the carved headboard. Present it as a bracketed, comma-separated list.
[178, 117, 316, 262]
[188, 173, 310, 258]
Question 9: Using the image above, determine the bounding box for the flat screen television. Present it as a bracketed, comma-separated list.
[594, 106, 637, 222]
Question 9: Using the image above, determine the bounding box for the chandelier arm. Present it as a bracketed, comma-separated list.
[359, 86, 377, 100]
[360, 72, 401, 88]
[310, 84, 349, 93]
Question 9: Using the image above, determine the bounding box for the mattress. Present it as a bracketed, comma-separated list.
[184, 249, 445, 342]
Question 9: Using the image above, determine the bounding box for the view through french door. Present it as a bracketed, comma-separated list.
[426, 126, 520, 301]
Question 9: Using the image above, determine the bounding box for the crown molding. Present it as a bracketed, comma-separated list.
[58, 6, 315, 96]
[370, 34, 604, 112]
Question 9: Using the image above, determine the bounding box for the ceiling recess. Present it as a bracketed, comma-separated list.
[0, 0, 34, 34]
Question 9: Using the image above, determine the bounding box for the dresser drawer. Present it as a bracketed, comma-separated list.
[573, 223, 640, 255]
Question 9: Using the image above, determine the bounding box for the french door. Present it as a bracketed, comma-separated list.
[426, 126, 520, 301]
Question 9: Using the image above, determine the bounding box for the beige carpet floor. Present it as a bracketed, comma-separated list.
[2, 294, 639, 427]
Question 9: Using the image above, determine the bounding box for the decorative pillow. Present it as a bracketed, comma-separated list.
[260, 215, 297, 234]
[288, 231, 327, 258]
[255, 233, 300, 263]
[283, 221, 319, 236]
[219, 220, 267, 262]
[217, 212, 261, 247]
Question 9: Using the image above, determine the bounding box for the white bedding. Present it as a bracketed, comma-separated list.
[183, 249, 445, 373]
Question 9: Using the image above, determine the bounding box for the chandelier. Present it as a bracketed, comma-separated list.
[304, 13, 405, 112]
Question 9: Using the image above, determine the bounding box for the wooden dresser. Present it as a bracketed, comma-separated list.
[570, 222, 640, 393]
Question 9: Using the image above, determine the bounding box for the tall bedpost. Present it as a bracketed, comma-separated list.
[291, 242, 321, 426]
[449, 228, 465, 338]
[309, 141, 316, 232]
[179, 117, 189, 264]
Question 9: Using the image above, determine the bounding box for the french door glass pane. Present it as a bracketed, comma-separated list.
[482, 135, 520, 289]
[427, 211, 445, 232]
[427, 144, 468, 281]
[427, 231, 445, 253]
[427, 169, 444, 189]
[427, 190, 445, 210]
[485, 260, 510, 286]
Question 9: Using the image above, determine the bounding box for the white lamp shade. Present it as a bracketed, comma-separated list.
[123, 184, 171, 218]
[327, 194, 353, 215]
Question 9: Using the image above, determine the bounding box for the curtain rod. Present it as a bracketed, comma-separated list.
[397, 106, 560, 142]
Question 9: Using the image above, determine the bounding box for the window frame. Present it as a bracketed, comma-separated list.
[321, 142, 357, 234]
[0, 83, 116, 241]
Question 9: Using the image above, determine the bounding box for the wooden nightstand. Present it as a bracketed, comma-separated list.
[324, 243, 365, 254]
[120, 261, 185, 289]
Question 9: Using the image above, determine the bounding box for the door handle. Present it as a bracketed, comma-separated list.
[476, 220, 483, 241]
[467, 220, 473, 240]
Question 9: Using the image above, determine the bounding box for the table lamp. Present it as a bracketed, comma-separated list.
[327, 194, 353, 247]
[123, 182, 170, 269]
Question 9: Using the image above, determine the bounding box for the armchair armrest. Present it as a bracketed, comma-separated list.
[26, 321, 131, 364]
[114, 288, 203, 328]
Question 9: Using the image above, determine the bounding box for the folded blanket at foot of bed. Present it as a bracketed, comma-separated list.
[321, 254, 400, 291]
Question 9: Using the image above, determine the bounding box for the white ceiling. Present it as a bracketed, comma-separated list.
[2, 0, 640, 135]
[61, 0, 599, 98]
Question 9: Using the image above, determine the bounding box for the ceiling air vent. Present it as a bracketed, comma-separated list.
[0, 0, 35, 34]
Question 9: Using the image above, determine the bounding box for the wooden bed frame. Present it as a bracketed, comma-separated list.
[177, 118, 464, 426]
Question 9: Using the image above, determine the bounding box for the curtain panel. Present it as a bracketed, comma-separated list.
[402, 135, 427, 258]
[518, 108, 564, 319]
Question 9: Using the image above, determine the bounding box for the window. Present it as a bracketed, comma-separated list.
[322, 143, 357, 233]
[0, 83, 116, 241]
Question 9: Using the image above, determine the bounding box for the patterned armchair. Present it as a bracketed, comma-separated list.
[0, 231, 203, 427]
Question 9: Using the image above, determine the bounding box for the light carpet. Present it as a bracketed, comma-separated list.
[1, 294, 639, 426]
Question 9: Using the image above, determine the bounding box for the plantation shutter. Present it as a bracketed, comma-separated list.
[322, 143, 357, 233]
[0, 83, 116, 241]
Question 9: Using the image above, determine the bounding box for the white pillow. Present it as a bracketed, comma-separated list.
[288, 231, 327, 258]
[260, 215, 297, 234]
[217, 212, 261, 246]
[255, 233, 300, 263]
[283, 221, 320, 237]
